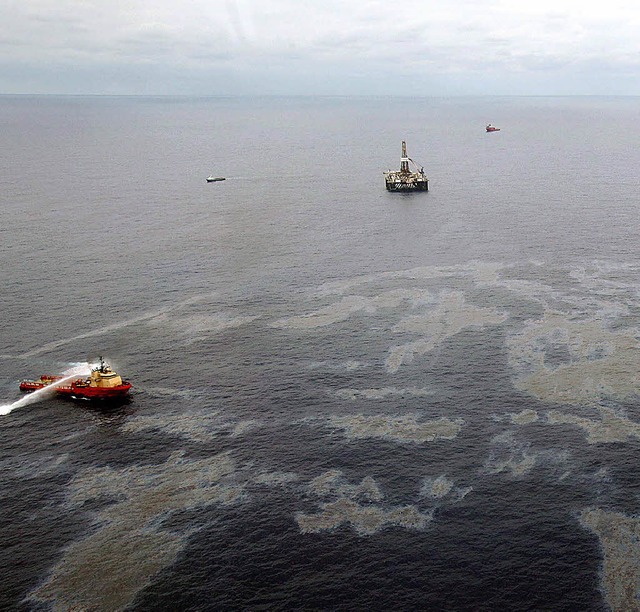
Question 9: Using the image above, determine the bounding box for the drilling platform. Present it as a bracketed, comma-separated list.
[384, 141, 428, 192]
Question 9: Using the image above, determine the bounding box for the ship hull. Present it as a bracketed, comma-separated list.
[19, 378, 132, 400]
[58, 383, 132, 400]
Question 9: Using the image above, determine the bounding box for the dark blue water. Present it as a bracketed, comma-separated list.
[2, 95, 640, 610]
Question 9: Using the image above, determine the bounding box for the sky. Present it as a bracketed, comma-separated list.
[3, 0, 640, 95]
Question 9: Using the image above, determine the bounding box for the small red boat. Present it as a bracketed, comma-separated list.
[19, 357, 131, 400]
[486, 124, 500, 132]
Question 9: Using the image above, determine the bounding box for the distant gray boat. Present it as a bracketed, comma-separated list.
[206, 176, 226, 183]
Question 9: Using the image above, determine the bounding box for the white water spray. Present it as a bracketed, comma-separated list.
[0, 363, 92, 416]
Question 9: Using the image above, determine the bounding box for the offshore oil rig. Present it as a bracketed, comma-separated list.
[384, 141, 428, 192]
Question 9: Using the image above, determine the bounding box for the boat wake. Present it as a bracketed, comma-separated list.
[0, 363, 92, 416]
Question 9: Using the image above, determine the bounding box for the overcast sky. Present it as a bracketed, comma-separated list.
[3, 0, 640, 95]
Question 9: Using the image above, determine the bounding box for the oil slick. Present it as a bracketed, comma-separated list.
[272, 295, 371, 329]
[307, 469, 383, 501]
[335, 386, 433, 400]
[506, 313, 640, 407]
[297, 470, 472, 536]
[122, 409, 262, 443]
[123, 409, 228, 443]
[580, 508, 640, 612]
[272, 288, 432, 330]
[483, 431, 537, 477]
[147, 311, 259, 345]
[30, 449, 312, 611]
[311, 262, 504, 298]
[327, 413, 464, 444]
[253, 471, 300, 486]
[285, 261, 640, 406]
[3, 292, 254, 360]
[0, 452, 69, 479]
[386, 291, 508, 373]
[296, 498, 433, 536]
[308, 360, 365, 371]
[547, 407, 640, 444]
[421, 475, 454, 498]
[17, 260, 640, 609]
[419, 475, 473, 502]
[296, 470, 432, 536]
[509, 409, 539, 425]
[31, 451, 244, 611]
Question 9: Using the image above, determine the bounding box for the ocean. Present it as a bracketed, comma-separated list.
[1, 95, 640, 610]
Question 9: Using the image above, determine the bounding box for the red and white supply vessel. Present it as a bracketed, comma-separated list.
[20, 357, 132, 400]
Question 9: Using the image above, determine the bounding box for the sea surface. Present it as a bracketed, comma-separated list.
[1, 95, 640, 611]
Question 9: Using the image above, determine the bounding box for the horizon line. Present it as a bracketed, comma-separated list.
[2, 93, 640, 99]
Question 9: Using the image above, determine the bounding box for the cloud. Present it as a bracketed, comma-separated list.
[4, 0, 640, 93]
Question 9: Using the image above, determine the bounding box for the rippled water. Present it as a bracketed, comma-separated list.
[2, 95, 640, 610]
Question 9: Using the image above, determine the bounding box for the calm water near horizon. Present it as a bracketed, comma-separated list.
[1, 95, 640, 610]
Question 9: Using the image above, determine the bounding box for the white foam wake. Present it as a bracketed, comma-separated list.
[0, 363, 92, 416]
